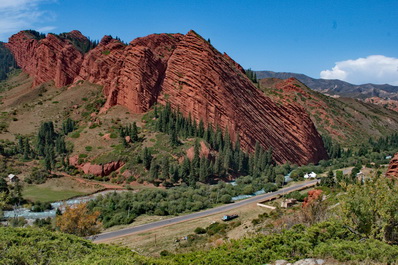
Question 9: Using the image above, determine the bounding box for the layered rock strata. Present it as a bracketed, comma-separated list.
[386, 153, 398, 178]
[6, 30, 328, 165]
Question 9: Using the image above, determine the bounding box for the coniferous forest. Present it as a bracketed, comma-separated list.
[0, 42, 18, 81]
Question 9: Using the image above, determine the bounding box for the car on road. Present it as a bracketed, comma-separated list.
[221, 214, 239, 221]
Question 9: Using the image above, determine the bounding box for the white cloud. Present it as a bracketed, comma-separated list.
[320, 55, 398, 85]
[37, 26, 56, 32]
[0, 0, 56, 42]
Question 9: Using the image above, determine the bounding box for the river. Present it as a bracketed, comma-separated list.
[3, 190, 126, 220]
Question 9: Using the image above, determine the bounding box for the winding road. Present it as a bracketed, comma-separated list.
[92, 180, 318, 243]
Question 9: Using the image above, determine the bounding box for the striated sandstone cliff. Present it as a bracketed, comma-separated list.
[6, 30, 328, 165]
[6, 30, 85, 87]
[158, 31, 327, 165]
[386, 153, 398, 178]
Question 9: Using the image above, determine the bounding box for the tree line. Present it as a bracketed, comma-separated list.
[143, 103, 277, 187]
[0, 42, 18, 81]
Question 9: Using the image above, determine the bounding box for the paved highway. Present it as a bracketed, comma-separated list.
[92, 180, 318, 242]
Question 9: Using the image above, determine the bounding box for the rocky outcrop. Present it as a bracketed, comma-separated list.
[302, 189, 323, 207]
[81, 161, 125, 176]
[6, 30, 328, 165]
[158, 31, 327, 164]
[272, 259, 325, 265]
[76, 33, 184, 113]
[186, 141, 212, 160]
[6, 30, 85, 87]
[386, 153, 398, 178]
[365, 97, 398, 112]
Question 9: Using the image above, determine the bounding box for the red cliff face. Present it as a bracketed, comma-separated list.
[386, 153, 398, 178]
[76, 33, 184, 113]
[6, 31, 84, 87]
[6, 30, 328, 165]
[158, 31, 327, 164]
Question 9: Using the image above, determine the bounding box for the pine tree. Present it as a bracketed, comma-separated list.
[142, 147, 152, 170]
[321, 170, 335, 187]
[161, 156, 170, 180]
[199, 157, 207, 183]
[170, 126, 179, 146]
[149, 160, 159, 181]
[170, 165, 180, 183]
[23, 141, 29, 160]
[180, 157, 191, 184]
[198, 120, 205, 138]
[17, 137, 24, 154]
[223, 147, 232, 172]
[215, 127, 223, 151]
[131, 122, 138, 142]
[192, 140, 200, 170]
[62, 118, 75, 135]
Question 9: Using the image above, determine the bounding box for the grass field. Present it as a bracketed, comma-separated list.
[22, 185, 88, 202]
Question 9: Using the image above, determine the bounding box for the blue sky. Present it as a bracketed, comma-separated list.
[1, 0, 397, 85]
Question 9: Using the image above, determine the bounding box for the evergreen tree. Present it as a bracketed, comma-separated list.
[276, 174, 285, 187]
[198, 120, 205, 138]
[180, 157, 191, 184]
[23, 138, 30, 160]
[199, 157, 207, 183]
[192, 140, 200, 170]
[17, 137, 24, 154]
[62, 118, 75, 135]
[131, 122, 138, 142]
[0, 177, 8, 193]
[223, 147, 232, 172]
[149, 160, 159, 181]
[170, 165, 180, 183]
[170, 127, 179, 146]
[142, 147, 152, 170]
[321, 170, 335, 187]
[161, 157, 170, 180]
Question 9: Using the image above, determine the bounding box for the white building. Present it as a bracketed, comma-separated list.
[304, 172, 317, 179]
[8, 174, 19, 183]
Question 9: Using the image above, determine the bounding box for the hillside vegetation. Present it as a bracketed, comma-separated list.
[0, 42, 18, 81]
[0, 227, 160, 265]
[2, 219, 398, 264]
[259, 77, 398, 146]
[2, 65, 398, 264]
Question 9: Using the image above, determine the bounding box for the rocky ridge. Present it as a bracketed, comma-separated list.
[5, 30, 328, 165]
[259, 77, 398, 145]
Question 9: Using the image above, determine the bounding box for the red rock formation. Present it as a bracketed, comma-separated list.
[76, 33, 184, 113]
[365, 97, 398, 112]
[302, 189, 323, 207]
[186, 141, 212, 160]
[158, 31, 327, 164]
[80, 161, 125, 176]
[6, 30, 85, 87]
[6, 30, 328, 165]
[386, 153, 398, 178]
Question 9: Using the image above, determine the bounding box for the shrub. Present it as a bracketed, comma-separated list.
[264, 183, 277, 193]
[194, 227, 206, 234]
[85, 146, 93, 152]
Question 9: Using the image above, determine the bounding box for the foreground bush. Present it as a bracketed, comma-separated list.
[168, 220, 398, 264]
[2, 221, 398, 264]
[0, 227, 164, 265]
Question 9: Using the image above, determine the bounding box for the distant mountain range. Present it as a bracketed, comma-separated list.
[255, 71, 398, 100]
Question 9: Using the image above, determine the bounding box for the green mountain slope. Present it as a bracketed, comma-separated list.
[259, 77, 398, 146]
